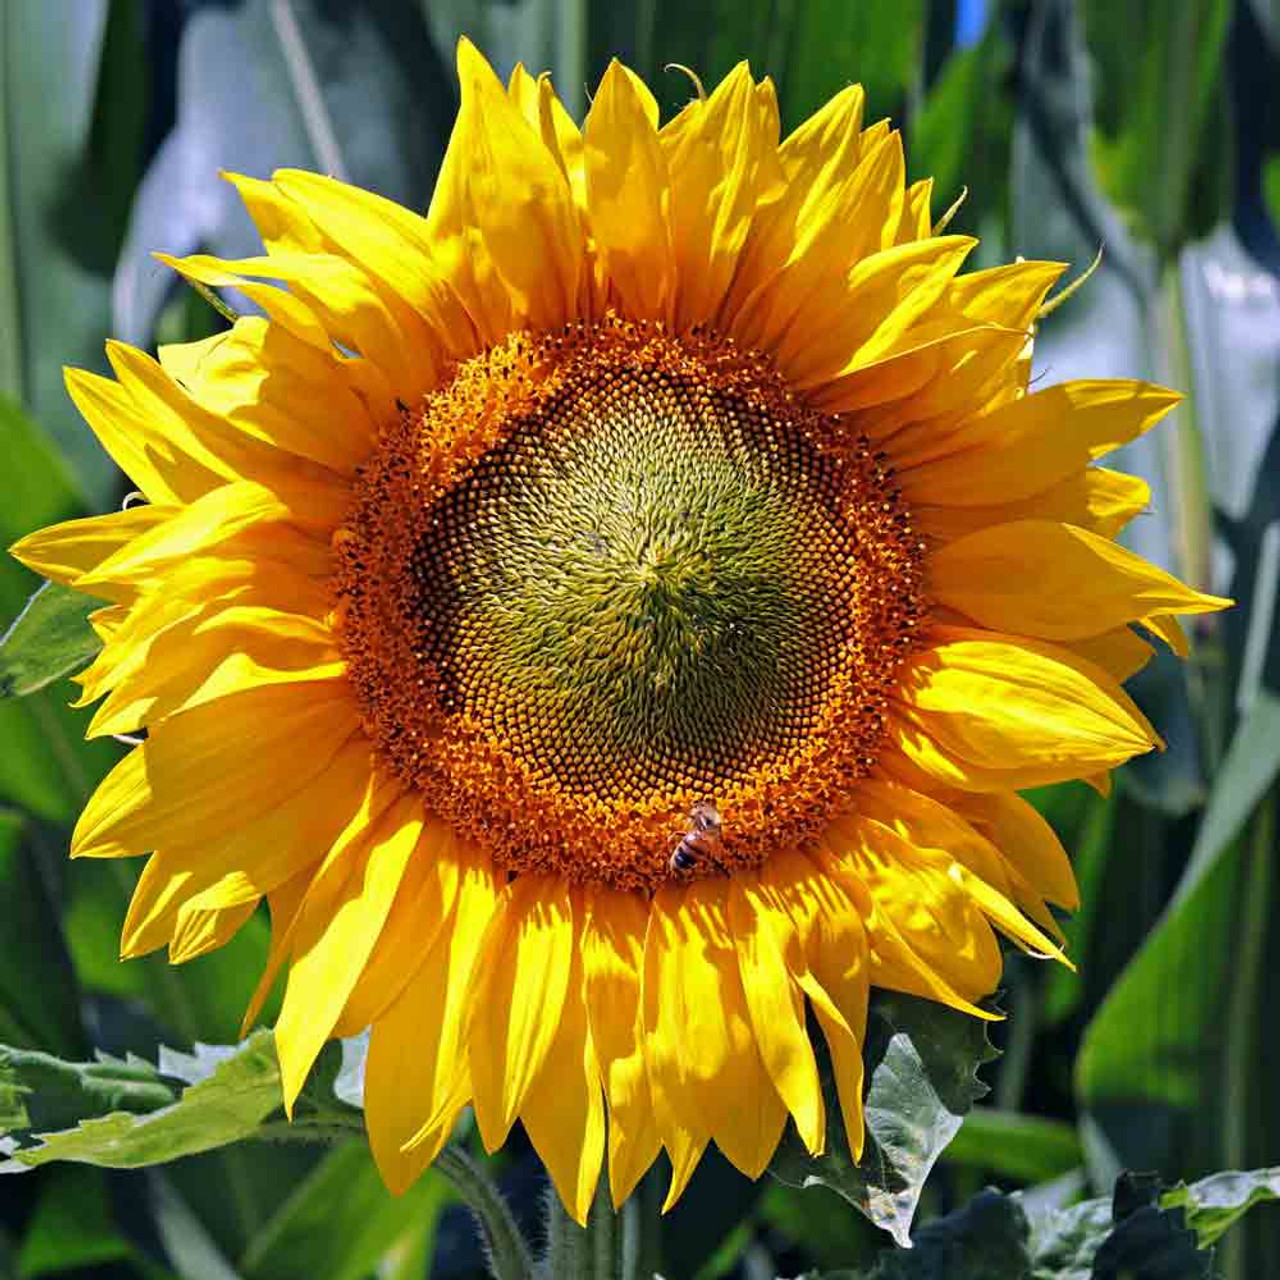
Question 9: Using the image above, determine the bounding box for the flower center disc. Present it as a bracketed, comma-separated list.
[335, 318, 925, 890]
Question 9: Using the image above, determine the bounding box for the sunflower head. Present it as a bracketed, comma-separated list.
[336, 315, 926, 891]
[11, 39, 1229, 1225]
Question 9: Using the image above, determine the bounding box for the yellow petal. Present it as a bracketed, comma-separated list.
[896, 177, 933, 242]
[119, 736, 375, 956]
[168, 898, 258, 964]
[733, 87, 866, 318]
[945, 260, 1067, 329]
[332, 820, 468, 1037]
[153, 244, 333, 353]
[1141, 611, 1191, 657]
[899, 381, 1180, 506]
[241, 867, 312, 1034]
[275, 788, 423, 1111]
[811, 324, 1022, 416]
[891, 629, 1160, 792]
[226, 170, 323, 252]
[468, 874, 575, 1151]
[364, 851, 500, 1192]
[1061, 626, 1155, 686]
[642, 881, 786, 1185]
[727, 872, 825, 1155]
[855, 776, 1066, 936]
[397, 846, 502, 1150]
[521, 910, 606, 1226]
[584, 60, 674, 322]
[913, 467, 1151, 543]
[76, 480, 339, 593]
[582, 888, 663, 1207]
[269, 169, 477, 368]
[63, 365, 224, 505]
[9, 506, 174, 596]
[768, 852, 871, 1158]
[778, 236, 977, 389]
[436, 39, 584, 333]
[927, 520, 1231, 641]
[162, 249, 431, 405]
[850, 777, 1015, 899]
[661, 62, 777, 328]
[952, 783, 1080, 906]
[365, 957, 457, 1195]
[731, 131, 907, 350]
[157, 317, 377, 475]
[104, 342, 328, 501]
[818, 842, 999, 1023]
[71, 680, 358, 859]
[778, 84, 865, 184]
[75, 557, 330, 710]
[827, 817, 1006, 999]
[88, 604, 343, 739]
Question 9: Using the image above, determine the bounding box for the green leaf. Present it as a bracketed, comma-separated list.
[1088, 1172, 1209, 1280]
[769, 992, 997, 1246]
[0, 395, 117, 822]
[0, 396, 83, 582]
[1083, 0, 1232, 258]
[778, 0, 925, 128]
[944, 1109, 1083, 1185]
[1180, 692, 1280, 899]
[429, 0, 587, 118]
[1023, 1168, 1280, 1280]
[1161, 1167, 1280, 1248]
[147, 1170, 244, 1280]
[807, 1168, 1279, 1279]
[116, 0, 452, 346]
[0, 812, 83, 1057]
[1077, 739, 1280, 1181]
[0, 1045, 178, 1138]
[865, 1188, 1031, 1279]
[0, 1, 142, 506]
[0, 582, 104, 699]
[62, 857, 279, 1048]
[1264, 154, 1280, 231]
[239, 1143, 453, 1280]
[0, 1031, 281, 1171]
[909, 22, 1014, 243]
[14, 1165, 132, 1277]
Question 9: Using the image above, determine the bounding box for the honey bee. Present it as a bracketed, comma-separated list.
[669, 800, 724, 874]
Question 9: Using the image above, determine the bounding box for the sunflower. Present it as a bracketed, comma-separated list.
[11, 43, 1228, 1223]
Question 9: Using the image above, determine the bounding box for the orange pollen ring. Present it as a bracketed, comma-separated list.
[332, 316, 927, 892]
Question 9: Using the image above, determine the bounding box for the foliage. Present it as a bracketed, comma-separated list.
[771, 994, 997, 1246]
[1, 0, 1277, 1276]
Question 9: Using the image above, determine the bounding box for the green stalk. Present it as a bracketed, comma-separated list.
[1218, 793, 1275, 1280]
[555, 0, 588, 120]
[590, 1176, 618, 1278]
[994, 966, 1039, 1112]
[1152, 259, 1223, 775]
[540, 1172, 633, 1280]
[0, 7, 26, 403]
[434, 1147, 535, 1280]
[542, 1186, 589, 1279]
[1155, 262, 1213, 598]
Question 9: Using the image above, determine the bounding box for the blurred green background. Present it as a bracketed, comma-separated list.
[1, 0, 1278, 1275]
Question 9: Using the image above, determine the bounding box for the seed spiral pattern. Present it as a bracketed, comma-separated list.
[334, 317, 927, 890]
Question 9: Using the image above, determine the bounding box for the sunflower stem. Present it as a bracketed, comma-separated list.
[434, 1147, 535, 1280]
[540, 1173, 627, 1280]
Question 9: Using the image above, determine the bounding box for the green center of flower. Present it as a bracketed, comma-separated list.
[335, 317, 926, 890]
[409, 367, 859, 804]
